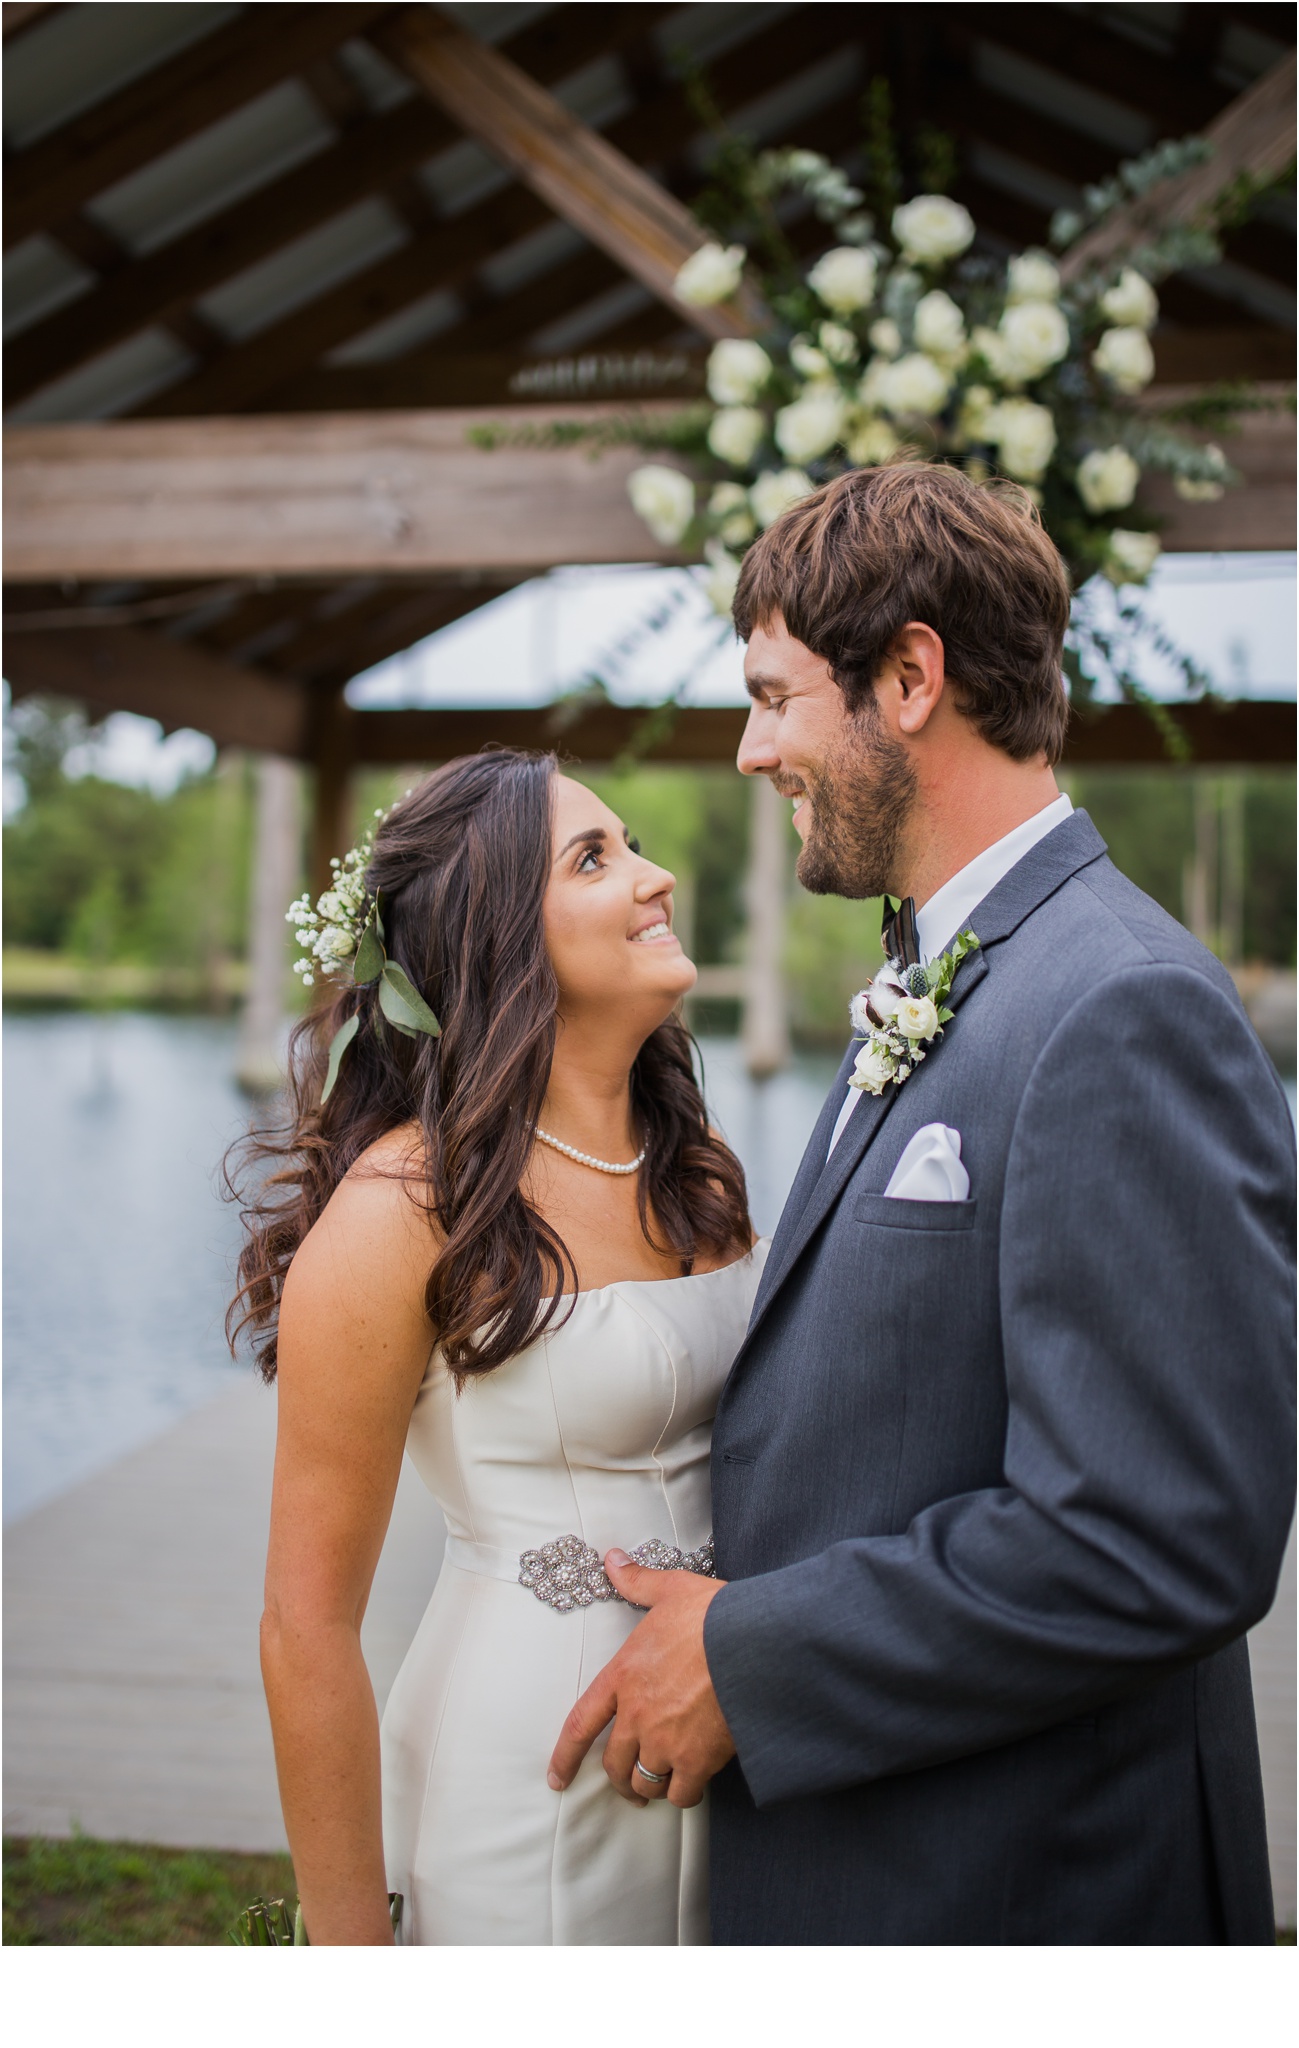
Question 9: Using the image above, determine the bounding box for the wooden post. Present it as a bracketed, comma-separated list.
[742, 775, 791, 1079]
[236, 754, 302, 1094]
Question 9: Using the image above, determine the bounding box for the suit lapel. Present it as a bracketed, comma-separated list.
[734, 811, 1109, 1361]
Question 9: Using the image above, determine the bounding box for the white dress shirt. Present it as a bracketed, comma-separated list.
[826, 793, 1074, 1160]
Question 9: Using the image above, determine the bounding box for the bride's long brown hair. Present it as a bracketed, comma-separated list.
[226, 749, 751, 1384]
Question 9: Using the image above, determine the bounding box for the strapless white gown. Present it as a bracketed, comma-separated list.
[379, 1241, 768, 1946]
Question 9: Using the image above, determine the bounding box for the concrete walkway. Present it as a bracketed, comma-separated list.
[4, 1378, 1294, 1924]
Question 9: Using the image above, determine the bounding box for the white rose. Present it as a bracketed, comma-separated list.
[818, 320, 859, 365]
[674, 241, 745, 306]
[706, 338, 772, 405]
[774, 388, 847, 463]
[709, 480, 756, 545]
[1098, 267, 1159, 330]
[627, 463, 695, 543]
[868, 317, 902, 358]
[319, 926, 355, 961]
[959, 383, 996, 441]
[1093, 325, 1155, 394]
[1005, 251, 1060, 303]
[707, 405, 767, 466]
[988, 398, 1056, 482]
[789, 337, 833, 381]
[807, 245, 878, 314]
[892, 194, 975, 265]
[895, 993, 940, 1040]
[702, 542, 742, 616]
[846, 414, 899, 466]
[971, 324, 1010, 380]
[750, 467, 815, 527]
[1104, 529, 1161, 584]
[999, 300, 1070, 381]
[850, 1040, 895, 1095]
[879, 351, 952, 418]
[913, 288, 966, 356]
[1076, 445, 1140, 512]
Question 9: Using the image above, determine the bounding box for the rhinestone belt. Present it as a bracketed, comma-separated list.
[518, 1533, 717, 1613]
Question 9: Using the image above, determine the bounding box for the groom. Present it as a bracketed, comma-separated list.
[548, 464, 1296, 1943]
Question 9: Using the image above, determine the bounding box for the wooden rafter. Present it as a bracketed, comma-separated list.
[3, 3, 670, 406]
[129, 5, 857, 420]
[1060, 50, 1298, 282]
[3, 3, 398, 249]
[961, 5, 1235, 131]
[377, 6, 761, 342]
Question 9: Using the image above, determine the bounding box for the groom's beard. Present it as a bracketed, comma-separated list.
[788, 696, 919, 900]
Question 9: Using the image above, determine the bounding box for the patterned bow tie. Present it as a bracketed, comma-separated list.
[881, 894, 921, 969]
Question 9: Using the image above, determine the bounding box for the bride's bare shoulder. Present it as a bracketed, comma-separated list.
[286, 1122, 440, 1306]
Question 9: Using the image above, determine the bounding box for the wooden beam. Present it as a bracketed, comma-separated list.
[1, 624, 307, 755]
[378, 6, 760, 342]
[8, 378, 1293, 585]
[2, 4, 665, 406]
[3, 3, 397, 249]
[1060, 50, 1298, 284]
[1151, 329, 1299, 382]
[2, 407, 687, 581]
[341, 701, 1297, 769]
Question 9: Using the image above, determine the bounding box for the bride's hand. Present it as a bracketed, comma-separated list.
[546, 1553, 736, 1808]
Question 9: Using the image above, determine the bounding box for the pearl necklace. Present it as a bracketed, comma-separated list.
[534, 1126, 645, 1176]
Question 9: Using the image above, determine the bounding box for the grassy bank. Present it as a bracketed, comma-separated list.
[3, 1834, 295, 1946]
[2, 948, 249, 1011]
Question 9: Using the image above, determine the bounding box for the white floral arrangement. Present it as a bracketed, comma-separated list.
[621, 124, 1262, 665]
[286, 814, 384, 987]
[848, 930, 980, 1095]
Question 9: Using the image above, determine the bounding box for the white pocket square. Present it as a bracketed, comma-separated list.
[883, 1123, 969, 1202]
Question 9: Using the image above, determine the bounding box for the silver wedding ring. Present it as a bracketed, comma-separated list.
[634, 1760, 670, 1785]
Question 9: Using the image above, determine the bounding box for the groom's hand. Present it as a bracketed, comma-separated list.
[546, 1551, 736, 1808]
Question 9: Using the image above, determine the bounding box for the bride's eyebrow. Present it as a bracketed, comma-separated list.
[555, 827, 606, 863]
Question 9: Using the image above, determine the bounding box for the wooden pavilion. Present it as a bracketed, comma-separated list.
[2, 3, 1296, 1073]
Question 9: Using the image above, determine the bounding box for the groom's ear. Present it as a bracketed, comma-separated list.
[883, 623, 946, 736]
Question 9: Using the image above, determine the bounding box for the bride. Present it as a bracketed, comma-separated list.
[229, 748, 766, 1945]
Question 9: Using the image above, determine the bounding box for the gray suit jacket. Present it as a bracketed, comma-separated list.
[705, 812, 1295, 1944]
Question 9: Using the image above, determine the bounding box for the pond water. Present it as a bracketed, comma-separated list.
[5, 1012, 1294, 1525]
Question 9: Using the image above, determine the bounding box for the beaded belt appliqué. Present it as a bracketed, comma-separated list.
[518, 1533, 717, 1612]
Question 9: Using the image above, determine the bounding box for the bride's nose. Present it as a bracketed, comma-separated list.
[634, 862, 675, 901]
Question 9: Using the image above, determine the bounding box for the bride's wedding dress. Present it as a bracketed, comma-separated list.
[380, 1241, 769, 1945]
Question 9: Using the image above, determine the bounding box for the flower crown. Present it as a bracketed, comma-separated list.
[286, 808, 441, 1102]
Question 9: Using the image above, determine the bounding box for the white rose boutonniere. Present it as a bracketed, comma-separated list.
[847, 929, 980, 1096]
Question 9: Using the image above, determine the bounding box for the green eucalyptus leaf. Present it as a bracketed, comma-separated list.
[353, 915, 385, 985]
[372, 888, 385, 942]
[379, 961, 441, 1038]
[321, 1012, 359, 1102]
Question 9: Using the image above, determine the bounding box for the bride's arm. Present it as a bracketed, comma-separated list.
[261, 1147, 436, 1946]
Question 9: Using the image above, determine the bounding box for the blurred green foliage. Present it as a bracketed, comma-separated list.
[4, 699, 252, 1001]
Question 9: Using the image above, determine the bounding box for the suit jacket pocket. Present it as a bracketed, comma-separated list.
[853, 1193, 978, 1232]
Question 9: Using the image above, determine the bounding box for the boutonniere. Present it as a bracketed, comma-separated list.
[847, 929, 980, 1096]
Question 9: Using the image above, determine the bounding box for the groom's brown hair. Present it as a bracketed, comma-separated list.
[732, 463, 1072, 764]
